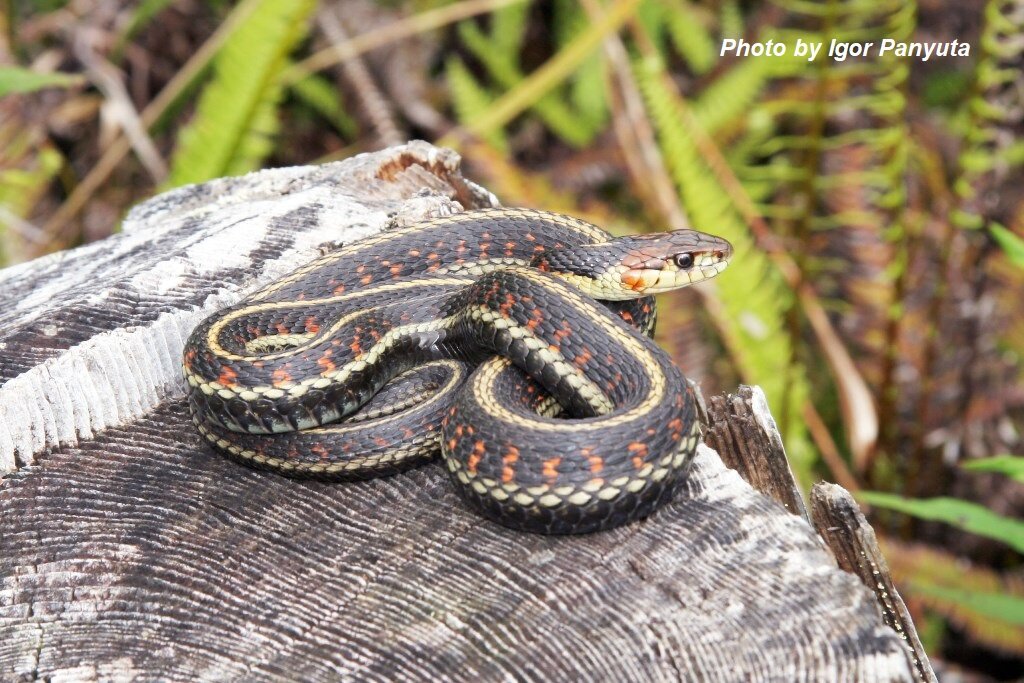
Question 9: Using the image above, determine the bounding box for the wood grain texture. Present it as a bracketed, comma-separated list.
[1, 143, 916, 681]
[703, 386, 808, 520]
[811, 484, 937, 683]
[0, 141, 491, 473]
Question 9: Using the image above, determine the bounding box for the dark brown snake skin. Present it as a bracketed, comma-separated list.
[183, 208, 732, 533]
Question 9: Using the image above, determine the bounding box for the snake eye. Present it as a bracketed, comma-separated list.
[674, 253, 695, 270]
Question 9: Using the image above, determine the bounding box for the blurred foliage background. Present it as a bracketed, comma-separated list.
[2, 0, 1023, 678]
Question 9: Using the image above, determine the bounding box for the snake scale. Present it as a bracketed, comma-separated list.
[183, 208, 732, 534]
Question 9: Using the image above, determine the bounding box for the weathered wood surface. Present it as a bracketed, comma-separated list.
[702, 386, 809, 521]
[704, 386, 934, 682]
[811, 484, 937, 683]
[0, 142, 918, 681]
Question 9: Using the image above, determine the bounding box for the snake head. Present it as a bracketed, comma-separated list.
[533, 230, 733, 300]
[617, 230, 733, 294]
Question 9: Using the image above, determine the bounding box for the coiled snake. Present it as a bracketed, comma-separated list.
[183, 208, 732, 534]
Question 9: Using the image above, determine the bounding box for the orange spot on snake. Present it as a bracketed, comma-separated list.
[499, 293, 516, 316]
[502, 445, 519, 483]
[305, 317, 320, 334]
[467, 440, 487, 474]
[621, 272, 644, 291]
[542, 457, 561, 482]
[217, 366, 237, 387]
[628, 442, 649, 469]
[271, 368, 292, 387]
[317, 350, 336, 374]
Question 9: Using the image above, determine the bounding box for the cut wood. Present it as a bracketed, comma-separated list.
[0, 142, 921, 681]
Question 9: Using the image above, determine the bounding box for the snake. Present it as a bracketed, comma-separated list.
[183, 208, 732, 534]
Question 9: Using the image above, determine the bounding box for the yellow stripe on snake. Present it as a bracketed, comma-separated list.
[183, 208, 732, 534]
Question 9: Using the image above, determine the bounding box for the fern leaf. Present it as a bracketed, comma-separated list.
[446, 57, 508, 152]
[458, 17, 597, 147]
[718, 0, 744, 40]
[691, 58, 769, 134]
[882, 540, 1024, 655]
[490, 1, 531, 59]
[168, 0, 317, 186]
[663, 0, 716, 75]
[289, 73, 357, 139]
[554, 0, 609, 132]
[636, 0, 669, 55]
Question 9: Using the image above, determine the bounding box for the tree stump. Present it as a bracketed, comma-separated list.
[0, 142, 925, 681]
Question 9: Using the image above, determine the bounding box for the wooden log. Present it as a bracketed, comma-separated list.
[702, 386, 809, 521]
[1, 142, 918, 681]
[811, 484, 937, 683]
[705, 386, 936, 682]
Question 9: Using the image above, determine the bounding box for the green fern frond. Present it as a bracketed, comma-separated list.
[953, 0, 1024, 231]
[691, 58, 769, 134]
[457, 20, 520, 85]
[168, 0, 317, 186]
[718, 0, 744, 39]
[490, 0, 531, 58]
[635, 56, 815, 480]
[289, 74, 357, 139]
[663, 0, 716, 75]
[457, 6, 599, 146]
[736, 0, 914, 476]
[446, 57, 508, 152]
[882, 541, 1024, 655]
[554, 0, 609, 132]
[636, 0, 670, 55]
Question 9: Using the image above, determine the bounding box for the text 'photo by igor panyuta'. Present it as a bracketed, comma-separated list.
[1, 1, 1022, 681]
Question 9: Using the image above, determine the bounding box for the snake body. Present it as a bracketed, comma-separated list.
[184, 208, 731, 534]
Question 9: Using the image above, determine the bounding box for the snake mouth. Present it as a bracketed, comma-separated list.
[619, 252, 731, 295]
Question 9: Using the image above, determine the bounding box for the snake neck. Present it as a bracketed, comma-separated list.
[531, 243, 630, 300]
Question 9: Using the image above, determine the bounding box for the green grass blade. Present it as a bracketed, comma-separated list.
[909, 582, 1024, 627]
[961, 455, 1024, 482]
[990, 223, 1024, 268]
[860, 492, 1024, 553]
[0, 67, 83, 96]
